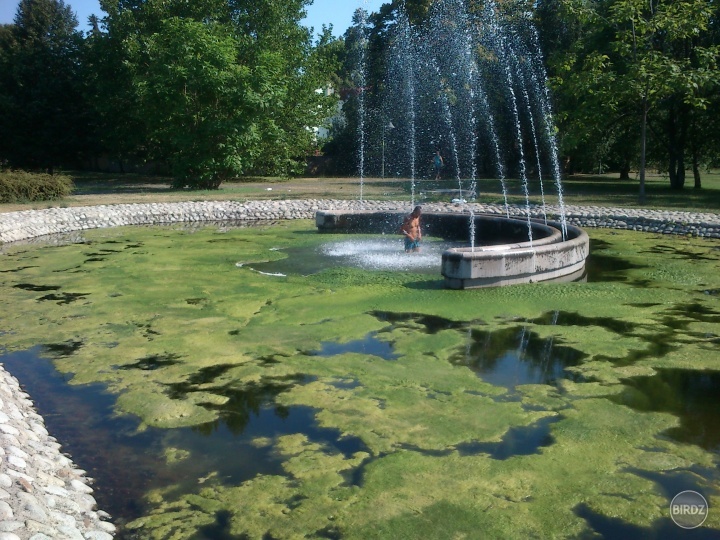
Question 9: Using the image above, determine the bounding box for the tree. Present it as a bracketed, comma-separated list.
[546, 0, 719, 200]
[0, 0, 89, 171]
[136, 18, 259, 188]
[97, 0, 341, 187]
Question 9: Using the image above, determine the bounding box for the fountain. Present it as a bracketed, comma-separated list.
[317, 0, 589, 288]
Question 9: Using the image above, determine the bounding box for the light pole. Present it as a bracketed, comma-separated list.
[381, 120, 394, 179]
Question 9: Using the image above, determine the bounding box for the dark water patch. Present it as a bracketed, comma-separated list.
[328, 378, 361, 390]
[86, 249, 122, 256]
[398, 444, 453, 457]
[702, 289, 719, 296]
[118, 353, 182, 371]
[256, 355, 284, 366]
[1, 347, 175, 530]
[314, 526, 343, 540]
[186, 364, 236, 385]
[134, 322, 160, 339]
[299, 317, 333, 327]
[1, 348, 367, 536]
[308, 332, 399, 361]
[13, 283, 61, 292]
[449, 326, 587, 389]
[207, 237, 248, 244]
[529, 310, 637, 335]
[594, 328, 678, 366]
[612, 369, 720, 452]
[344, 452, 390, 487]
[1, 265, 39, 273]
[370, 311, 470, 334]
[187, 402, 367, 459]
[585, 238, 647, 283]
[627, 467, 719, 501]
[66, 267, 89, 273]
[37, 292, 89, 304]
[165, 368, 321, 439]
[43, 339, 83, 356]
[84, 257, 107, 262]
[455, 415, 559, 459]
[575, 503, 718, 539]
[663, 303, 720, 328]
[193, 510, 248, 540]
[629, 278, 655, 288]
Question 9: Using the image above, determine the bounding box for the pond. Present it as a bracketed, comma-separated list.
[0, 221, 719, 539]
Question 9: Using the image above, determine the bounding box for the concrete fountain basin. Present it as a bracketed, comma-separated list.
[316, 209, 589, 288]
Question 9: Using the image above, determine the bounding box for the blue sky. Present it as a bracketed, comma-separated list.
[0, 0, 386, 37]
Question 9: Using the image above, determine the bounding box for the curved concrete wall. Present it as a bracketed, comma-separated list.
[316, 209, 590, 289]
[441, 221, 590, 289]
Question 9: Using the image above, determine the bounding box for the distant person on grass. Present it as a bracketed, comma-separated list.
[433, 150, 444, 180]
[400, 206, 422, 253]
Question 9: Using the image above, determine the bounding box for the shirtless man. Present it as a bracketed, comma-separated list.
[400, 206, 422, 253]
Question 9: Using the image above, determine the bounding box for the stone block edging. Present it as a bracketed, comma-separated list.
[1, 200, 719, 245]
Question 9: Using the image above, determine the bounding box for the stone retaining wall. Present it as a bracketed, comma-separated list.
[1, 200, 719, 245]
[0, 199, 718, 540]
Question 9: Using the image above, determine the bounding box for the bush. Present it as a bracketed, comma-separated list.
[0, 170, 74, 203]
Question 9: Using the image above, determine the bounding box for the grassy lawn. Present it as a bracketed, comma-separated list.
[1, 169, 719, 213]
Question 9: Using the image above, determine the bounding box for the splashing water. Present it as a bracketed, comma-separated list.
[321, 238, 454, 272]
[352, 9, 369, 203]
[355, 0, 568, 243]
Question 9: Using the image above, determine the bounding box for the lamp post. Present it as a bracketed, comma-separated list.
[381, 120, 394, 179]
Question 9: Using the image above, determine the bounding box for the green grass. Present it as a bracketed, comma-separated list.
[2, 169, 718, 214]
[422, 170, 720, 212]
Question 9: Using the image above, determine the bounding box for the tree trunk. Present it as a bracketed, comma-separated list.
[668, 151, 686, 190]
[619, 159, 631, 180]
[667, 97, 688, 190]
[639, 96, 647, 204]
[693, 152, 702, 189]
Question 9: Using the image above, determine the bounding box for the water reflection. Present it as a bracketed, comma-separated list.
[585, 238, 647, 283]
[450, 325, 586, 389]
[371, 310, 469, 334]
[529, 310, 637, 335]
[576, 503, 719, 540]
[309, 332, 399, 361]
[455, 415, 559, 459]
[612, 369, 720, 453]
[0, 348, 365, 534]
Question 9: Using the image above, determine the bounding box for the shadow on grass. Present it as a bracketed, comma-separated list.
[66, 170, 720, 212]
[69, 172, 176, 196]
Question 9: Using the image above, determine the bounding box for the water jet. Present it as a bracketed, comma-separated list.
[316, 209, 589, 288]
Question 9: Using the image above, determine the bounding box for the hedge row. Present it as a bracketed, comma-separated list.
[0, 170, 74, 203]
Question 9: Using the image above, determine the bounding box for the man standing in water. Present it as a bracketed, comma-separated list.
[400, 206, 422, 253]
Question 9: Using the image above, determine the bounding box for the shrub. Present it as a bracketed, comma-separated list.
[0, 170, 74, 203]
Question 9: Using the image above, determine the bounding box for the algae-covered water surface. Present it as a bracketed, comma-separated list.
[1, 220, 719, 539]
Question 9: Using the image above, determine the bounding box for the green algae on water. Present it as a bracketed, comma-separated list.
[1, 223, 719, 539]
